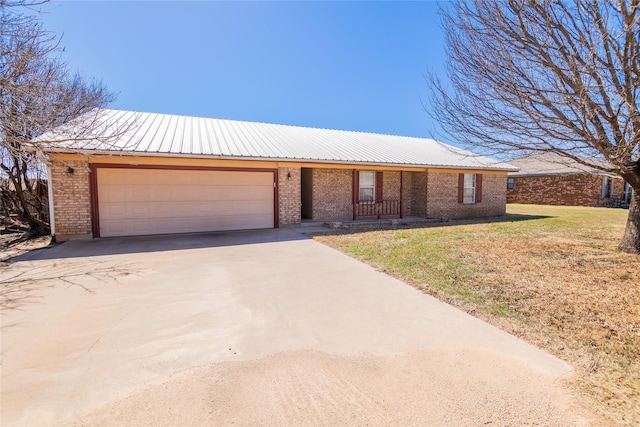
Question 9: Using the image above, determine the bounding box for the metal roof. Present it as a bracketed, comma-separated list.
[39, 109, 517, 171]
[508, 153, 610, 177]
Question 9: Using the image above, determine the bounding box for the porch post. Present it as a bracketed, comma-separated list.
[400, 170, 404, 219]
[352, 169, 358, 220]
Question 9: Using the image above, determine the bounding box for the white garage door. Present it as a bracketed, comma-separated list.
[97, 168, 274, 237]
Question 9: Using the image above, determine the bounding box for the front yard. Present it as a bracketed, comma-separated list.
[314, 204, 639, 425]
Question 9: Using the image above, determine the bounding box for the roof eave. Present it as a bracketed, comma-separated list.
[44, 148, 518, 172]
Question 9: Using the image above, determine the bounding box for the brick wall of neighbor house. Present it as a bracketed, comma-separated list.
[611, 178, 626, 202]
[506, 174, 626, 206]
[311, 168, 353, 220]
[49, 158, 92, 239]
[426, 171, 506, 218]
[278, 166, 301, 225]
[410, 172, 427, 217]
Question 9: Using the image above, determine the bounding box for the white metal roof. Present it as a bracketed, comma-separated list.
[39, 109, 517, 171]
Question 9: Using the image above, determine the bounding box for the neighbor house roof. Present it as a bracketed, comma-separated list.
[39, 109, 517, 171]
[508, 153, 611, 177]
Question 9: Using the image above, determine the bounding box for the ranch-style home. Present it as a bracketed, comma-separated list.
[41, 110, 517, 241]
[506, 153, 632, 207]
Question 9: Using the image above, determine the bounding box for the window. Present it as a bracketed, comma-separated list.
[602, 176, 614, 198]
[507, 178, 514, 190]
[463, 173, 476, 203]
[458, 173, 482, 204]
[359, 171, 375, 201]
[624, 182, 633, 201]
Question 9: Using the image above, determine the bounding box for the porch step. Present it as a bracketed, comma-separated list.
[299, 221, 325, 228]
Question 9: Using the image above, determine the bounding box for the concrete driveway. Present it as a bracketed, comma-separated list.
[1, 228, 588, 426]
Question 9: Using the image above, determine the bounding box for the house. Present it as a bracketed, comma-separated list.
[506, 153, 630, 207]
[40, 110, 516, 240]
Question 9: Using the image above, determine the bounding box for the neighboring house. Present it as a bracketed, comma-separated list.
[40, 110, 516, 240]
[506, 153, 629, 207]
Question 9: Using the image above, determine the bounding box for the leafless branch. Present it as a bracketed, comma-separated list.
[427, 0, 640, 252]
[1, 2, 136, 234]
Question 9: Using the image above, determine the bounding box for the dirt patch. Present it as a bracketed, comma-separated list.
[60, 349, 595, 427]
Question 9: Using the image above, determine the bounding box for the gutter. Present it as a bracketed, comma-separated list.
[43, 148, 520, 172]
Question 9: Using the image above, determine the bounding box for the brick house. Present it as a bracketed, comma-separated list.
[506, 154, 631, 207]
[41, 110, 516, 240]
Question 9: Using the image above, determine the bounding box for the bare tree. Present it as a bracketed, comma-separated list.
[1, 1, 114, 235]
[428, 0, 640, 253]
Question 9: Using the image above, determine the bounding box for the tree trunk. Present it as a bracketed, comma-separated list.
[619, 190, 640, 254]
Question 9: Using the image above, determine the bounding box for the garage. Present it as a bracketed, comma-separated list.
[95, 167, 275, 237]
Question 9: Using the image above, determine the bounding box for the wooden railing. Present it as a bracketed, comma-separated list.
[354, 200, 402, 219]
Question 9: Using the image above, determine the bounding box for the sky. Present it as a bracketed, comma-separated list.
[30, 1, 448, 139]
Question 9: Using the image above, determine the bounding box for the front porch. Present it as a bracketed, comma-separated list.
[300, 216, 449, 230]
[300, 167, 421, 222]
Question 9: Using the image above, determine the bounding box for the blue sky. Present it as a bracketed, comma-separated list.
[34, 1, 447, 138]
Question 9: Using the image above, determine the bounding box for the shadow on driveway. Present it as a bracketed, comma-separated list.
[8, 213, 551, 263]
[10, 227, 316, 262]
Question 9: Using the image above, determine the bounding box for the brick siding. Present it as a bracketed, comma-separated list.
[409, 172, 427, 217]
[49, 158, 92, 239]
[506, 174, 626, 206]
[401, 171, 413, 217]
[278, 166, 301, 225]
[309, 169, 420, 220]
[311, 168, 353, 220]
[426, 171, 506, 218]
[382, 171, 400, 200]
[49, 157, 509, 238]
[379, 170, 412, 217]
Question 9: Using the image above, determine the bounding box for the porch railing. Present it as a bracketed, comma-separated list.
[354, 200, 402, 219]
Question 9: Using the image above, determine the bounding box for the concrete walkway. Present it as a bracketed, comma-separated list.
[1, 228, 586, 426]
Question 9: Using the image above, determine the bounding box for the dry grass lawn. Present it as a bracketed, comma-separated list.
[313, 204, 639, 425]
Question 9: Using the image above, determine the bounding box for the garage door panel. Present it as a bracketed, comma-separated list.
[97, 168, 275, 237]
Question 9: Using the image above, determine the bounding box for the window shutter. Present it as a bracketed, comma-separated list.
[458, 173, 464, 203]
[376, 171, 383, 202]
[476, 174, 483, 203]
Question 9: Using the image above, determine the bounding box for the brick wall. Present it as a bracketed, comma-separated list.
[410, 172, 427, 217]
[379, 171, 416, 218]
[382, 171, 400, 200]
[49, 158, 92, 239]
[402, 171, 413, 217]
[308, 169, 507, 220]
[312, 168, 353, 220]
[426, 171, 506, 218]
[278, 166, 301, 225]
[506, 174, 626, 206]
[48, 158, 508, 238]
